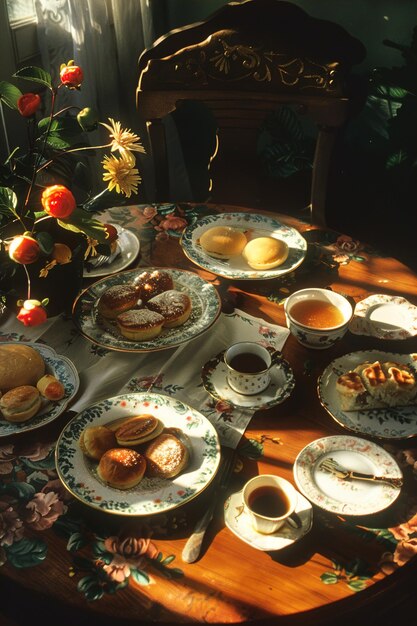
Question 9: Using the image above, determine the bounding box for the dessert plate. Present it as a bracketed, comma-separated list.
[201, 349, 295, 410]
[318, 350, 417, 440]
[83, 224, 140, 278]
[180, 212, 307, 280]
[56, 392, 221, 516]
[72, 267, 221, 353]
[0, 342, 79, 437]
[293, 435, 402, 516]
[349, 294, 417, 340]
[224, 489, 313, 551]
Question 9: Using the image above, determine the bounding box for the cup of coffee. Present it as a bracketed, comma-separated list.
[224, 342, 278, 395]
[243, 474, 298, 535]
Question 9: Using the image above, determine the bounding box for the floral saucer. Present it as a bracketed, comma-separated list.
[201, 349, 295, 410]
[83, 224, 140, 278]
[224, 489, 313, 551]
[349, 294, 417, 340]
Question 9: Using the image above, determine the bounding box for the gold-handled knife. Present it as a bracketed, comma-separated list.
[319, 457, 403, 489]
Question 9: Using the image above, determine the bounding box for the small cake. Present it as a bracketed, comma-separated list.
[335, 371, 376, 411]
[354, 361, 389, 404]
[97, 284, 140, 319]
[146, 290, 192, 328]
[97, 448, 146, 489]
[381, 361, 417, 406]
[115, 414, 164, 446]
[134, 270, 174, 303]
[116, 309, 165, 341]
[144, 432, 190, 479]
[37, 374, 65, 401]
[199, 226, 247, 259]
[242, 237, 289, 270]
[0, 385, 41, 422]
[79, 425, 118, 460]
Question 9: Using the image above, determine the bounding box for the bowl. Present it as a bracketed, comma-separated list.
[284, 288, 353, 349]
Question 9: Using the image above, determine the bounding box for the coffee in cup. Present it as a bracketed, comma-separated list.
[224, 342, 279, 395]
[243, 474, 298, 534]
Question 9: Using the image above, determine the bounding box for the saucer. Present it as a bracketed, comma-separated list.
[201, 350, 295, 410]
[224, 489, 313, 551]
[349, 294, 417, 340]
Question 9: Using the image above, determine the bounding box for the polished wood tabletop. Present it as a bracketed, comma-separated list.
[1, 203, 417, 626]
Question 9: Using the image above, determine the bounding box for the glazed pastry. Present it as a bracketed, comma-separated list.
[199, 226, 247, 259]
[97, 284, 141, 319]
[116, 309, 165, 341]
[79, 425, 118, 460]
[134, 270, 174, 303]
[37, 374, 65, 401]
[115, 414, 164, 446]
[0, 385, 42, 422]
[97, 448, 146, 489]
[144, 432, 189, 479]
[0, 344, 45, 391]
[146, 290, 192, 328]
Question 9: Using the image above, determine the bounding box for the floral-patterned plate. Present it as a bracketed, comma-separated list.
[56, 392, 221, 516]
[180, 212, 307, 280]
[0, 342, 79, 437]
[72, 267, 221, 353]
[224, 489, 313, 551]
[83, 224, 140, 278]
[293, 435, 402, 516]
[318, 350, 417, 440]
[349, 294, 417, 340]
[201, 349, 295, 410]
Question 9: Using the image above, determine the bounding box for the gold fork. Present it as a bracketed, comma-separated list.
[319, 457, 403, 489]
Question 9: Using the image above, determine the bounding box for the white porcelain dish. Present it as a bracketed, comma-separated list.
[349, 294, 417, 340]
[83, 224, 140, 278]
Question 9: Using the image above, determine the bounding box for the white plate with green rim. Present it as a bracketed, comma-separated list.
[180, 212, 307, 280]
[293, 435, 402, 516]
[56, 392, 221, 516]
[83, 224, 140, 279]
[72, 267, 221, 353]
[0, 342, 79, 437]
[318, 350, 417, 440]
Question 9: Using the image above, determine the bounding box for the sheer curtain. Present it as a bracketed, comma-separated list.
[34, 0, 155, 198]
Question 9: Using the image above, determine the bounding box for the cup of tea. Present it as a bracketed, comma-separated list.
[224, 342, 279, 395]
[284, 287, 353, 349]
[242, 474, 298, 535]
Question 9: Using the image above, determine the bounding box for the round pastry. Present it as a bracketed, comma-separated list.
[37, 374, 65, 401]
[115, 414, 164, 446]
[144, 432, 190, 479]
[116, 309, 165, 341]
[242, 236, 289, 270]
[0, 385, 41, 422]
[0, 344, 45, 392]
[97, 448, 146, 489]
[97, 284, 141, 320]
[134, 270, 174, 303]
[79, 425, 118, 460]
[146, 290, 192, 328]
[199, 226, 247, 259]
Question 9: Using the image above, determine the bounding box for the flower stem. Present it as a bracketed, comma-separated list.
[23, 264, 31, 300]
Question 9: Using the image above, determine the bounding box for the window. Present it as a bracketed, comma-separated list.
[6, 0, 36, 23]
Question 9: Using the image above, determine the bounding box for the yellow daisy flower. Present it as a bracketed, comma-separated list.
[101, 118, 145, 160]
[102, 154, 141, 198]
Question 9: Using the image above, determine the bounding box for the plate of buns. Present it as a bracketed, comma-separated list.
[0, 342, 79, 436]
[180, 212, 307, 280]
[72, 267, 221, 352]
[318, 350, 417, 440]
[55, 392, 221, 516]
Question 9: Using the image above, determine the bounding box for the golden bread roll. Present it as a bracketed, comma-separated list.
[242, 237, 289, 270]
[115, 414, 164, 446]
[145, 432, 189, 479]
[0, 385, 41, 422]
[146, 290, 192, 328]
[134, 270, 174, 303]
[97, 284, 141, 319]
[199, 226, 247, 259]
[97, 448, 146, 489]
[0, 344, 45, 392]
[37, 374, 65, 401]
[116, 309, 165, 341]
[79, 425, 118, 460]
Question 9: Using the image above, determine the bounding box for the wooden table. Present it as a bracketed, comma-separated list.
[1, 203, 417, 626]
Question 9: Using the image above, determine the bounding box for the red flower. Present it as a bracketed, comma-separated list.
[41, 185, 76, 219]
[17, 93, 41, 117]
[17, 300, 47, 327]
[60, 61, 84, 89]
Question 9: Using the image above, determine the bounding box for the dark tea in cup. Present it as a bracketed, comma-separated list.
[247, 485, 291, 518]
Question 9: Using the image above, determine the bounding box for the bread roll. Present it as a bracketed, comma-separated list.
[146, 290, 192, 328]
[115, 414, 163, 446]
[79, 425, 117, 460]
[97, 448, 146, 489]
[145, 432, 189, 479]
[0, 344, 45, 392]
[0, 385, 42, 422]
[199, 226, 247, 259]
[37, 374, 65, 401]
[242, 237, 289, 270]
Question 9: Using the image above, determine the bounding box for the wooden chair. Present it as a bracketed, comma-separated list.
[136, 0, 366, 226]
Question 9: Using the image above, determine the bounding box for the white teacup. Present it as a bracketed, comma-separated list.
[243, 474, 298, 535]
[224, 342, 278, 395]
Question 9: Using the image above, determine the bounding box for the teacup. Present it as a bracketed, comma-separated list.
[224, 342, 279, 395]
[243, 474, 298, 535]
[284, 287, 353, 349]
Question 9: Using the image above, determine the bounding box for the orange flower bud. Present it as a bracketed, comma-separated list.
[17, 93, 41, 117]
[8, 234, 40, 264]
[60, 62, 84, 89]
[17, 300, 47, 327]
[41, 185, 76, 219]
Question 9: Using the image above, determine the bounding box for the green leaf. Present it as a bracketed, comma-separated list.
[320, 572, 339, 584]
[13, 66, 52, 89]
[58, 210, 107, 242]
[161, 554, 176, 565]
[0, 187, 18, 215]
[131, 569, 151, 585]
[0, 81, 22, 109]
[43, 134, 72, 149]
[0, 481, 36, 500]
[67, 532, 88, 552]
[36, 231, 54, 255]
[77, 576, 105, 601]
[386, 150, 408, 169]
[6, 538, 47, 568]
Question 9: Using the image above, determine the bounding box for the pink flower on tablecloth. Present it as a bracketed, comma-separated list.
[25, 491, 67, 530]
[0, 444, 16, 475]
[157, 215, 188, 233]
[102, 536, 158, 582]
[335, 235, 361, 254]
[393, 538, 417, 567]
[389, 504, 417, 541]
[215, 399, 233, 413]
[0, 501, 24, 546]
[16, 441, 54, 462]
[42, 479, 73, 503]
[155, 230, 170, 241]
[142, 205, 158, 220]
